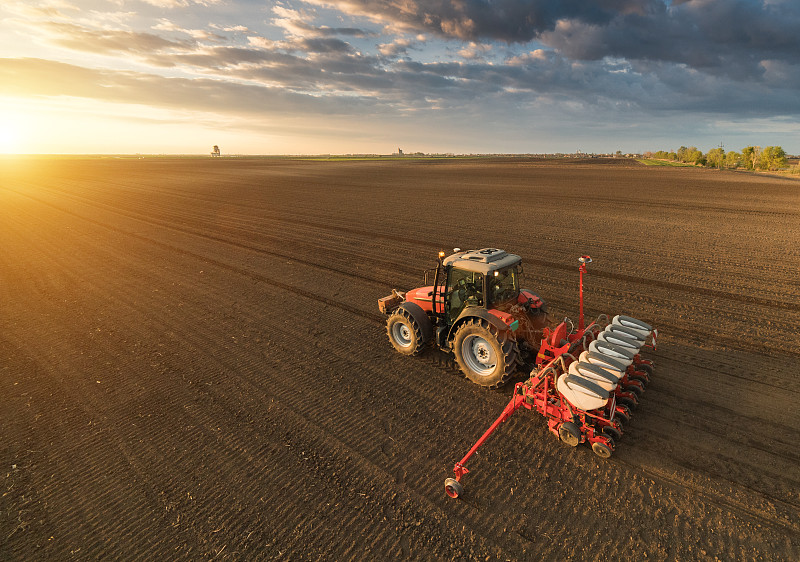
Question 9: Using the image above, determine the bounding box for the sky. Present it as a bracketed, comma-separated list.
[1, 0, 798, 155]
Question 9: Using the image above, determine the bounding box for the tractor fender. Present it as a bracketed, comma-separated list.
[397, 301, 433, 343]
[448, 308, 513, 342]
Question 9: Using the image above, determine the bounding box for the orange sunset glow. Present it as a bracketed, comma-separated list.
[1, 1, 798, 154]
[2, 2, 800, 558]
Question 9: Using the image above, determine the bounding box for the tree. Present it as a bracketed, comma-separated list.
[772, 146, 788, 169]
[687, 146, 704, 165]
[760, 146, 788, 170]
[706, 147, 725, 169]
[674, 146, 703, 165]
[725, 151, 742, 169]
[741, 146, 760, 170]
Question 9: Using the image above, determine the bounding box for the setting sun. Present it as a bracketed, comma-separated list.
[0, 110, 22, 153]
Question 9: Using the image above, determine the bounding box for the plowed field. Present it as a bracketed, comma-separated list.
[2, 157, 798, 560]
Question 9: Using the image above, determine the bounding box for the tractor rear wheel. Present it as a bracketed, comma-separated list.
[386, 309, 427, 356]
[452, 319, 518, 388]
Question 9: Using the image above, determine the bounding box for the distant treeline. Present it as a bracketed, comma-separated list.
[644, 145, 789, 171]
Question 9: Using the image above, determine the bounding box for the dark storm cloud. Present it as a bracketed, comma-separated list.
[540, 0, 800, 79]
[325, 0, 800, 76]
[387, 51, 800, 116]
[316, 0, 650, 41]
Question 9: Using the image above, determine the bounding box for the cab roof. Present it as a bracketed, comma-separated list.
[442, 248, 522, 274]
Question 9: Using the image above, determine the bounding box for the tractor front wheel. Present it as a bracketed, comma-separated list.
[452, 319, 518, 388]
[386, 309, 426, 356]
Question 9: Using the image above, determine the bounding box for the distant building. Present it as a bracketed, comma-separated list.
[397, 148, 403, 156]
[211, 145, 221, 157]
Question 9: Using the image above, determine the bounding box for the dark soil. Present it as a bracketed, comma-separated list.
[2, 157, 798, 560]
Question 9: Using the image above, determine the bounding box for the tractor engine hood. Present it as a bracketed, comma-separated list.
[405, 286, 444, 314]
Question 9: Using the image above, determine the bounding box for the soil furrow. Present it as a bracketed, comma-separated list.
[10, 183, 798, 312]
[10, 187, 799, 363]
[3, 157, 798, 561]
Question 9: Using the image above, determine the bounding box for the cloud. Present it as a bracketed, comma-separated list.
[247, 34, 356, 57]
[270, 4, 372, 38]
[506, 48, 551, 65]
[3, 0, 798, 153]
[2, 0, 79, 18]
[0, 57, 376, 116]
[304, 0, 800, 79]
[153, 19, 226, 41]
[39, 21, 194, 54]
[140, 0, 220, 8]
[303, 0, 629, 42]
[289, 22, 372, 38]
[538, 1, 800, 80]
[378, 38, 412, 57]
[209, 24, 250, 33]
[295, 37, 357, 54]
[458, 42, 492, 61]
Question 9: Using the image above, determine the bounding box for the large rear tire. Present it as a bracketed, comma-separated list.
[452, 318, 518, 388]
[386, 309, 427, 356]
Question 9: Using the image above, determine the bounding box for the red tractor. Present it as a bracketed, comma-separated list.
[379, 248, 548, 388]
[378, 249, 657, 497]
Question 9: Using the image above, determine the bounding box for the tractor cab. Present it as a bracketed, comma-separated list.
[441, 248, 522, 324]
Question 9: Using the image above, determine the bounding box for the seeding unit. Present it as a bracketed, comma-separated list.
[443, 256, 657, 498]
[377, 248, 657, 499]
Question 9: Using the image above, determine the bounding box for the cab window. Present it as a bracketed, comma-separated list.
[446, 268, 484, 321]
[488, 266, 520, 306]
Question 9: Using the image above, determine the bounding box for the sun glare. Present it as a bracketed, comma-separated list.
[0, 112, 22, 153]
